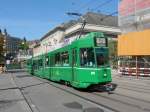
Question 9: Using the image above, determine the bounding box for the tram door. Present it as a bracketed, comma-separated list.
[31, 60, 34, 75]
[49, 55, 53, 79]
[72, 49, 77, 81]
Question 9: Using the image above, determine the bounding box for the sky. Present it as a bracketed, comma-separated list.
[0, 0, 118, 40]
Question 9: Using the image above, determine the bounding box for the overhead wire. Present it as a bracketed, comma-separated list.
[68, 0, 118, 22]
[100, 11, 118, 21]
[92, 0, 113, 12]
[70, 0, 115, 15]
[91, 0, 118, 21]
[74, 0, 99, 13]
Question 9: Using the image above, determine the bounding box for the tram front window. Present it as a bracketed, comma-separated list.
[95, 48, 109, 66]
[80, 48, 95, 67]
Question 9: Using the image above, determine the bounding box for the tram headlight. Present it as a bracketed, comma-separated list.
[104, 74, 107, 77]
[91, 71, 95, 75]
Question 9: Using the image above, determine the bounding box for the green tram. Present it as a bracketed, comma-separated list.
[27, 32, 112, 88]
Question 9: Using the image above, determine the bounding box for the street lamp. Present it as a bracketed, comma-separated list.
[66, 12, 87, 39]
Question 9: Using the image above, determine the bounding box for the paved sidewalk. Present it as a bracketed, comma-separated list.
[1, 71, 150, 112]
[0, 73, 31, 112]
[0, 72, 110, 112]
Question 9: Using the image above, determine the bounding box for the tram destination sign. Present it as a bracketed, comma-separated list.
[95, 38, 106, 47]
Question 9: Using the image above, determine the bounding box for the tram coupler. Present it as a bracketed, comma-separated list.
[90, 83, 114, 93]
[103, 83, 114, 94]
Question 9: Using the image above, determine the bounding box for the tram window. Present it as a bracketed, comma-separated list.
[36, 62, 38, 69]
[33, 61, 36, 70]
[38, 59, 43, 67]
[36, 60, 39, 69]
[34, 60, 37, 70]
[37, 60, 39, 69]
[33, 61, 35, 69]
[55, 53, 61, 66]
[61, 51, 69, 66]
[28, 60, 30, 65]
[95, 50, 109, 66]
[72, 49, 77, 66]
[27, 60, 30, 65]
[80, 48, 95, 67]
[51, 55, 55, 66]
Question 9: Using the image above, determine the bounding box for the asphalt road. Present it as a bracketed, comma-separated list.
[0, 71, 150, 112]
[0, 73, 31, 112]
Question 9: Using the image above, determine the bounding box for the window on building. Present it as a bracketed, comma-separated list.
[80, 48, 95, 67]
[61, 51, 69, 66]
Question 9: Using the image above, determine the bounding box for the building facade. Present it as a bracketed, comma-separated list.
[35, 12, 121, 56]
[119, 0, 150, 33]
[5, 35, 22, 60]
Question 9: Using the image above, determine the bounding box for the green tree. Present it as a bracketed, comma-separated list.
[108, 40, 118, 69]
[0, 33, 5, 64]
[19, 37, 29, 51]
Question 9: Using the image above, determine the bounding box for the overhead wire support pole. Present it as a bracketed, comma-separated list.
[66, 12, 87, 39]
[136, 56, 138, 79]
[78, 18, 86, 39]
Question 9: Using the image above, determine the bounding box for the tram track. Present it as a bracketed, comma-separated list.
[12, 72, 150, 112]
[11, 71, 119, 112]
[113, 77, 150, 88]
[112, 79, 150, 94]
[117, 83, 150, 91]
[34, 76, 150, 112]
[111, 82, 150, 94]
[111, 92, 150, 104]
[118, 86, 150, 94]
[92, 92, 150, 112]
[10, 72, 41, 112]
[34, 77, 120, 112]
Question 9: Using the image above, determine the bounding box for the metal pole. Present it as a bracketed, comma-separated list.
[136, 56, 138, 79]
[78, 19, 86, 39]
[31, 47, 34, 75]
[66, 12, 86, 39]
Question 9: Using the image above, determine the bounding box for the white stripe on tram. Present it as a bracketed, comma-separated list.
[44, 66, 110, 70]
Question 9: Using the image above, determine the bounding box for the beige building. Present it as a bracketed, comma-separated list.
[34, 12, 121, 56]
